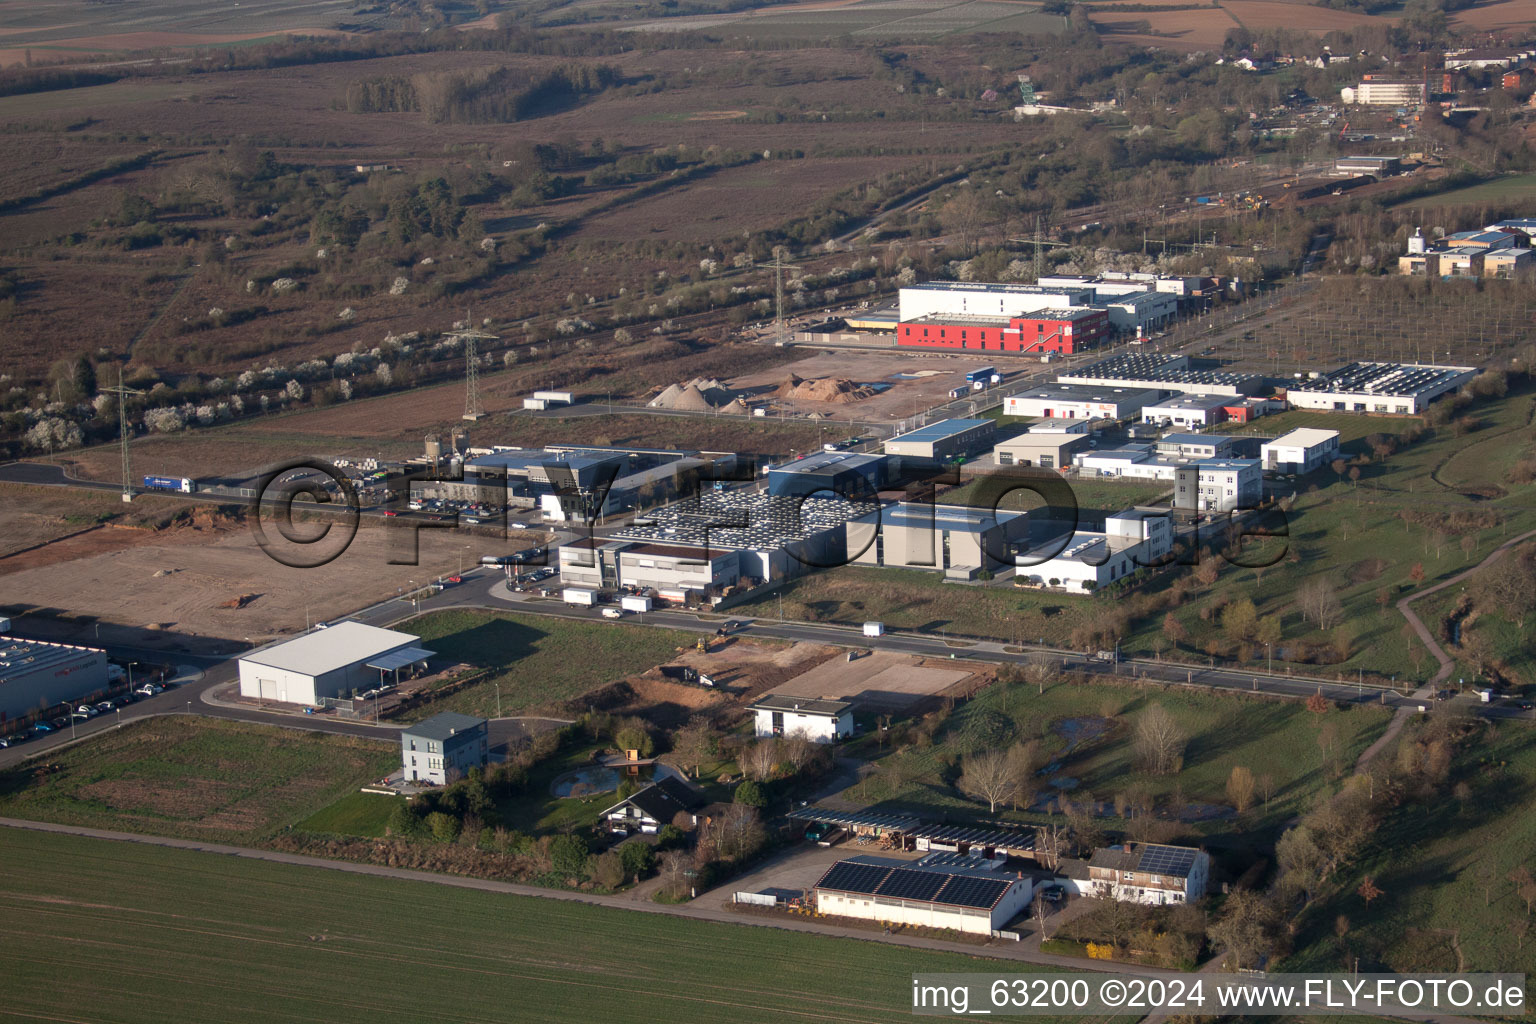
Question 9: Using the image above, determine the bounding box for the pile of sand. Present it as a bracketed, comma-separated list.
[776, 376, 877, 404]
[648, 376, 743, 411]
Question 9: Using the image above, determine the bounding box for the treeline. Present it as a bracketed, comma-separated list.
[345, 63, 619, 124]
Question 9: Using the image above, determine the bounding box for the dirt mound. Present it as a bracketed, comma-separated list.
[778, 376, 877, 404]
[648, 376, 741, 411]
[218, 593, 260, 609]
[773, 374, 806, 397]
[719, 397, 750, 415]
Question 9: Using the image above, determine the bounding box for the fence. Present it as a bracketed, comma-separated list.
[733, 891, 778, 907]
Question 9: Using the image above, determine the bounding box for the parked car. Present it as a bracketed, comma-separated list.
[49, 717, 69, 729]
[509, 522, 529, 530]
[136, 684, 162, 697]
[30, 722, 52, 735]
[75, 705, 100, 718]
[95, 701, 116, 713]
[1038, 885, 1065, 903]
[0, 734, 20, 747]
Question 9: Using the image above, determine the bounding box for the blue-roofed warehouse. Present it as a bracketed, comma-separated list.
[767, 451, 888, 500]
[882, 418, 995, 461]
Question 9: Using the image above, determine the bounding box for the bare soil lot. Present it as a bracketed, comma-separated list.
[0, 513, 503, 650]
[725, 349, 1021, 424]
[765, 649, 974, 711]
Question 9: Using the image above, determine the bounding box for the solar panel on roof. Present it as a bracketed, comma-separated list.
[878, 868, 948, 902]
[818, 862, 891, 895]
[934, 874, 1011, 909]
[1136, 845, 1198, 876]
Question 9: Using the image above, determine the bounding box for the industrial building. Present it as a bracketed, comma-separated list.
[1098, 290, 1180, 335]
[1285, 362, 1479, 414]
[751, 695, 854, 743]
[1399, 226, 1532, 280]
[1152, 433, 1252, 460]
[883, 419, 995, 461]
[417, 445, 718, 522]
[237, 622, 433, 706]
[0, 638, 110, 724]
[1004, 384, 1167, 421]
[848, 503, 1033, 577]
[767, 451, 887, 500]
[1342, 76, 1425, 106]
[898, 282, 1093, 321]
[1087, 843, 1211, 905]
[1174, 460, 1262, 513]
[813, 857, 1032, 935]
[1335, 155, 1401, 177]
[1260, 427, 1342, 474]
[896, 307, 1110, 355]
[1057, 353, 1263, 397]
[609, 489, 878, 582]
[1014, 508, 1174, 592]
[401, 712, 489, 786]
[1140, 393, 1234, 429]
[557, 538, 742, 603]
[993, 432, 1091, 470]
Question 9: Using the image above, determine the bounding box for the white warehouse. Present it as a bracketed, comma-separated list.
[814, 857, 1032, 935]
[1285, 362, 1478, 414]
[1260, 427, 1341, 475]
[1015, 508, 1174, 593]
[238, 621, 433, 706]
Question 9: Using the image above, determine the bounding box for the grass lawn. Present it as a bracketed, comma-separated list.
[400, 609, 692, 718]
[940, 474, 1171, 513]
[1146, 390, 1536, 685]
[1400, 172, 1536, 209]
[731, 565, 1093, 644]
[295, 790, 400, 838]
[0, 717, 395, 843]
[1284, 717, 1536, 975]
[846, 676, 1390, 835]
[0, 828, 1081, 1024]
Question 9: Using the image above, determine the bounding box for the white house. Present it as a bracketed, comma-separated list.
[814, 857, 1033, 935]
[598, 776, 702, 835]
[750, 695, 853, 743]
[1174, 459, 1262, 513]
[1087, 843, 1210, 905]
[1260, 427, 1341, 474]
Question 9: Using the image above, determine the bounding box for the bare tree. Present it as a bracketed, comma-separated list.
[1133, 704, 1187, 775]
[669, 718, 719, 779]
[1208, 889, 1283, 970]
[1226, 765, 1256, 814]
[739, 738, 779, 782]
[1297, 576, 1344, 631]
[958, 749, 1014, 812]
[1005, 740, 1043, 811]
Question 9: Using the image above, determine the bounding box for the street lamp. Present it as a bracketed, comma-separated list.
[1264, 641, 1272, 674]
[495, 681, 502, 719]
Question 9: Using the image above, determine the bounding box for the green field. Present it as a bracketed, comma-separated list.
[1401, 172, 1536, 209]
[0, 717, 395, 843]
[296, 790, 400, 838]
[732, 564, 1093, 644]
[0, 828, 1077, 1024]
[401, 609, 692, 718]
[845, 675, 1390, 834]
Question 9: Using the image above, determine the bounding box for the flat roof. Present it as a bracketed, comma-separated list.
[1157, 432, 1234, 447]
[887, 418, 992, 444]
[1011, 383, 1167, 404]
[613, 489, 876, 552]
[1290, 361, 1478, 397]
[0, 638, 103, 683]
[366, 646, 435, 672]
[1264, 427, 1341, 448]
[241, 621, 421, 678]
[771, 451, 883, 474]
[623, 542, 732, 561]
[875, 503, 1022, 532]
[902, 281, 1087, 295]
[751, 694, 851, 716]
[403, 711, 485, 741]
[1145, 393, 1233, 410]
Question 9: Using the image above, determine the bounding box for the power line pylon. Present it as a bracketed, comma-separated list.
[446, 314, 498, 421]
[102, 368, 144, 503]
[755, 247, 791, 345]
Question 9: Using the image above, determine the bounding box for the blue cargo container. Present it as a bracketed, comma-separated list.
[964, 366, 996, 383]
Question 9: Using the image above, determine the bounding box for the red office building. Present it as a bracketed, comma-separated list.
[897, 308, 1109, 355]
